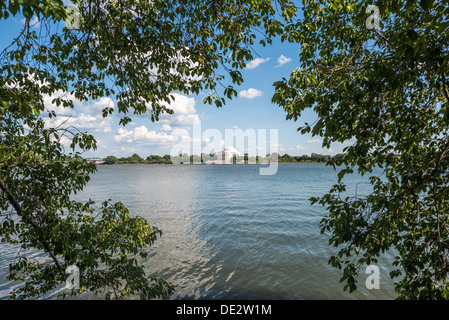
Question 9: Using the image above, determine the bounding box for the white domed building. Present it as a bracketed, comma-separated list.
[216, 146, 240, 164]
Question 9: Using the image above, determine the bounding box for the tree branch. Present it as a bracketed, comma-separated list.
[393, 139, 449, 201]
[442, 73, 449, 103]
[0, 175, 66, 280]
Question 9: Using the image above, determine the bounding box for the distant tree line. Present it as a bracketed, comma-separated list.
[104, 154, 172, 164]
[102, 152, 345, 164]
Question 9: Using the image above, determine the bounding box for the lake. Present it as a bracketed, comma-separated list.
[0, 163, 398, 299]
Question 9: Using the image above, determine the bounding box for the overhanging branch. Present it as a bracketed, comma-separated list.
[0, 175, 66, 280]
[442, 73, 449, 103]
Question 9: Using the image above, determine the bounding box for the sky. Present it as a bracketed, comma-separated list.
[0, 8, 351, 159]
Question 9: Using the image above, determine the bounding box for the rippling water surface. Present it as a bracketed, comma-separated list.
[0, 163, 398, 299]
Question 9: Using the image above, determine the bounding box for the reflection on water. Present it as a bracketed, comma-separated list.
[0, 163, 398, 300]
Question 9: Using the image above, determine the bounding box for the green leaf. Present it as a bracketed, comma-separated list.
[9, 1, 19, 16]
[22, 5, 33, 20]
[405, 45, 415, 59]
[420, 0, 435, 10]
[407, 29, 419, 41]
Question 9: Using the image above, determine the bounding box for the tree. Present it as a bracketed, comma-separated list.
[273, 0, 449, 299]
[0, 106, 173, 299]
[280, 153, 293, 163]
[104, 155, 118, 164]
[162, 154, 172, 164]
[128, 153, 143, 163]
[310, 153, 323, 162]
[0, 0, 297, 299]
[147, 155, 164, 163]
[297, 155, 310, 162]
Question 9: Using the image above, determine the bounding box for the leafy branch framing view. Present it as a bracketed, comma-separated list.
[1, 0, 449, 300]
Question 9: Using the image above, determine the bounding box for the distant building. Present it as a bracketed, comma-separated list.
[86, 158, 105, 164]
[215, 147, 240, 164]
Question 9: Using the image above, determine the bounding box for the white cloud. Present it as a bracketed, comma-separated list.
[296, 144, 306, 150]
[114, 44, 202, 87]
[170, 127, 191, 137]
[120, 146, 137, 153]
[42, 92, 114, 134]
[43, 91, 78, 117]
[159, 93, 200, 126]
[277, 54, 292, 67]
[307, 139, 322, 144]
[108, 92, 201, 151]
[160, 124, 172, 131]
[81, 96, 115, 115]
[113, 126, 177, 145]
[273, 143, 286, 153]
[245, 57, 270, 70]
[52, 135, 71, 147]
[239, 88, 263, 99]
[42, 89, 205, 155]
[45, 113, 113, 133]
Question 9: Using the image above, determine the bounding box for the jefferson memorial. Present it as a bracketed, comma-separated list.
[213, 146, 240, 164]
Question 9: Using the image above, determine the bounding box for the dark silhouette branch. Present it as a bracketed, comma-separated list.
[0, 175, 66, 280]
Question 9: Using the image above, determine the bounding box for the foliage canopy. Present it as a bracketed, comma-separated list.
[0, 0, 296, 299]
[273, 0, 449, 299]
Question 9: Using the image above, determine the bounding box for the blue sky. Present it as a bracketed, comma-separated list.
[0, 10, 350, 159]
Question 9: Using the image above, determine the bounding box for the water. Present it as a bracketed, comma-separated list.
[0, 163, 398, 300]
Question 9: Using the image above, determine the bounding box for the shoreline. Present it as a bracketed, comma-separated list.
[97, 161, 330, 165]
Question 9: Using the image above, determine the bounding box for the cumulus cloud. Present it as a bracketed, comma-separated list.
[239, 88, 263, 99]
[160, 124, 172, 131]
[113, 126, 177, 145]
[113, 93, 203, 150]
[42, 89, 205, 154]
[273, 143, 286, 153]
[159, 93, 200, 126]
[245, 57, 270, 70]
[307, 139, 322, 144]
[277, 54, 292, 67]
[46, 113, 113, 133]
[120, 146, 137, 153]
[42, 91, 114, 134]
